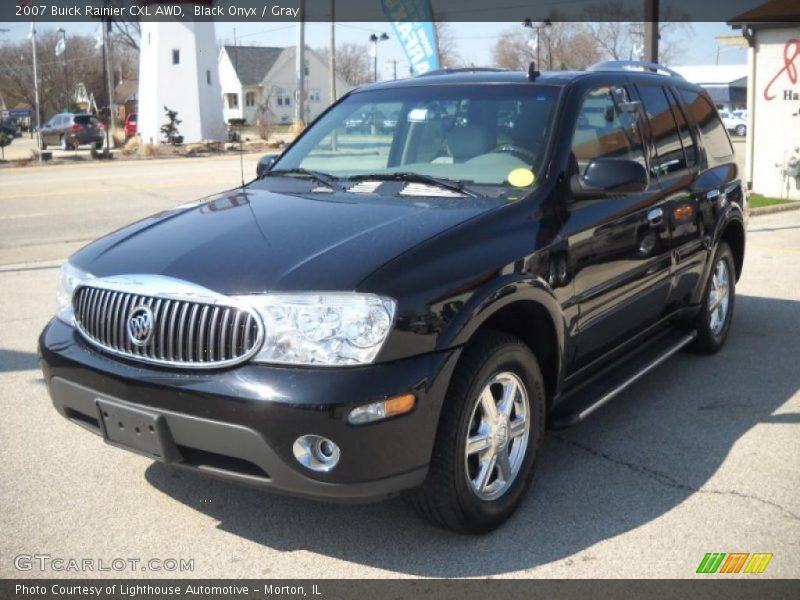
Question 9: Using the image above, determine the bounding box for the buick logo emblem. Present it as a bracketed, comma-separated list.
[127, 305, 154, 346]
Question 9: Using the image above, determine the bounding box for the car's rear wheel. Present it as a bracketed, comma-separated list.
[735, 124, 746, 137]
[39, 138, 47, 150]
[60, 135, 70, 151]
[94, 141, 103, 152]
[690, 242, 736, 354]
[405, 331, 545, 533]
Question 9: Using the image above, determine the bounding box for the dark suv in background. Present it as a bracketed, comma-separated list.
[40, 61, 745, 533]
[39, 112, 104, 151]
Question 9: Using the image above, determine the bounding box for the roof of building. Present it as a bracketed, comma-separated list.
[729, 0, 800, 23]
[223, 46, 285, 85]
[670, 64, 748, 86]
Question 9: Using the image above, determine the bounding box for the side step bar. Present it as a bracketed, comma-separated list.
[549, 330, 697, 429]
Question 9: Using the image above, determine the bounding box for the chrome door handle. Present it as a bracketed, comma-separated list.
[647, 208, 663, 225]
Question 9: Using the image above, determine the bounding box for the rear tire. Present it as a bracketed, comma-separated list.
[39, 138, 47, 150]
[690, 242, 736, 354]
[94, 141, 103, 151]
[60, 135, 70, 151]
[405, 331, 546, 534]
[735, 124, 746, 137]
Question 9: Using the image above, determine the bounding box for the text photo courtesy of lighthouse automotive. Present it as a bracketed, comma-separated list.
[2, 0, 800, 589]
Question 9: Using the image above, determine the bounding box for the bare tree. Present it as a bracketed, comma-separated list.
[111, 20, 141, 52]
[315, 42, 372, 87]
[434, 22, 462, 68]
[491, 23, 602, 71]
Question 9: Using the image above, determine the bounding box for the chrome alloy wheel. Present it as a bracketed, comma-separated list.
[465, 371, 530, 501]
[708, 258, 731, 335]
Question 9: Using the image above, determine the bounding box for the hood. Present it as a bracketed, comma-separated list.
[70, 185, 502, 295]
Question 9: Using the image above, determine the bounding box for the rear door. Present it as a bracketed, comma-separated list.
[632, 82, 704, 310]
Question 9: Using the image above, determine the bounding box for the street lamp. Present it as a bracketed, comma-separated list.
[56, 27, 69, 111]
[369, 33, 390, 83]
[523, 19, 552, 70]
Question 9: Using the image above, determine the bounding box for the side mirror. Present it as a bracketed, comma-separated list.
[571, 158, 649, 199]
[256, 153, 280, 178]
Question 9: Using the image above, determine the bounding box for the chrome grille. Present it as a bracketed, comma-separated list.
[73, 286, 262, 368]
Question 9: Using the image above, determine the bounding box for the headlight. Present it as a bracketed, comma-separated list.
[55, 262, 92, 325]
[235, 293, 396, 366]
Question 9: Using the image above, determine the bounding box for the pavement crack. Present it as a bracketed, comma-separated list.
[551, 434, 800, 523]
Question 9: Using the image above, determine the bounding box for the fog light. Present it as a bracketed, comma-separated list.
[293, 435, 340, 472]
[348, 393, 416, 424]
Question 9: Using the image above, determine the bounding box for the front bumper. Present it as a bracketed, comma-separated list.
[39, 318, 460, 502]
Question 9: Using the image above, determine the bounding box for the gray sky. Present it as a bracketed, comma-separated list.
[0, 21, 746, 81]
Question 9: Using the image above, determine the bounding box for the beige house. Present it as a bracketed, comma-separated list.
[218, 45, 349, 126]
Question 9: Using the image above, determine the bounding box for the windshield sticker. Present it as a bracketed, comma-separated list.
[508, 168, 535, 187]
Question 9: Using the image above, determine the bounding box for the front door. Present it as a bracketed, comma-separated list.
[564, 83, 673, 371]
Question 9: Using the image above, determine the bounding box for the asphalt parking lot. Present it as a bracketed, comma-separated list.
[1, 156, 798, 579]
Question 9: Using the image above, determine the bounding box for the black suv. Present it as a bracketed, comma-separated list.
[39, 62, 746, 533]
[39, 112, 105, 151]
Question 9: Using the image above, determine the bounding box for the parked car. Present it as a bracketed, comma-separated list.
[719, 109, 747, 137]
[39, 112, 104, 151]
[123, 113, 137, 140]
[40, 62, 746, 533]
[0, 120, 19, 141]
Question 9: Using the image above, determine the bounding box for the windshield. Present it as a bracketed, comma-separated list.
[274, 84, 559, 188]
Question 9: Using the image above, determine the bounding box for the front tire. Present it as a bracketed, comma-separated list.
[405, 331, 546, 533]
[690, 242, 736, 354]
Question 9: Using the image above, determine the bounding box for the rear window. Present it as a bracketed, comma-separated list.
[679, 89, 733, 162]
[73, 115, 99, 126]
[130, 114, 137, 122]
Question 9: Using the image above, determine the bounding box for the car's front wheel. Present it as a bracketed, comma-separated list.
[406, 331, 545, 533]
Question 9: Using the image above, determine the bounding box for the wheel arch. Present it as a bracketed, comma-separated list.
[720, 218, 745, 281]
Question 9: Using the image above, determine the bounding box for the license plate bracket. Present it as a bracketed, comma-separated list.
[96, 399, 181, 462]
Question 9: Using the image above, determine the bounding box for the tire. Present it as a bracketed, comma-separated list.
[690, 242, 736, 354]
[94, 141, 103, 151]
[60, 135, 70, 151]
[735, 124, 746, 137]
[405, 331, 546, 533]
[39, 138, 47, 150]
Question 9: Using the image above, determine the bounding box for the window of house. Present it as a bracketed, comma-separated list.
[245, 92, 256, 107]
[570, 86, 645, 175]
[304, 59, 309, 76]
[679, 88, 734, 161]
[309, 89, 321, 103]
[206, 70, 211, 85]
[226, 93, 239, 109]
[172, 49, 180, 65]
[276, 89, 292, 107]
[637, 84, 687, 176]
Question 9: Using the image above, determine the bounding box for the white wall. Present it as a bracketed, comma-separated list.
[261, 48, 351, 125]
[138, 22, 226, 144]
[218, 47, 242, 123]
[750, 27, 800, 199]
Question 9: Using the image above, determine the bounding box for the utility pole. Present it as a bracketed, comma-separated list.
[388, 59, 398, 80]
[295, 0, 306, 129]
[644, 0, 659, 63]
[57, 28, 69, 111]
[101, 18, 113, 151]
[329, 1, 336, 103]
[30, 22, 42, 161]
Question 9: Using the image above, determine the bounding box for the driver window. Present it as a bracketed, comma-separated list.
[571, 86, 644, 175]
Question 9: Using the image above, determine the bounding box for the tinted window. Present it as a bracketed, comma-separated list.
[637, 84, 686, 176]
[668, 88, 698, 167]
[679, 89, 733, 161]
[73, 115, 98, 126]
[571, 86, 644, 174]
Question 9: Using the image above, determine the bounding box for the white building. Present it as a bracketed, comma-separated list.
[137, 21, 226, 144]
[670, 65, 748, 112]
[218, 45, 350, 125]
[731, 1, 800, 200]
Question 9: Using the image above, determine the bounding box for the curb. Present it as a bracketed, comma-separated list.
[750, 202, 800, 216]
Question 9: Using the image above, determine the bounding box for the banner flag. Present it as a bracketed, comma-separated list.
[381, 0, 440, 76]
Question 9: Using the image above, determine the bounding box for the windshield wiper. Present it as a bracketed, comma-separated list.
[347, 172, 478, 198]
[263, 168, 340, 189]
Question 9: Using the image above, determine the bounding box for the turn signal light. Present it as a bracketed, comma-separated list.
[348, 394, 416, 424]
[674, 205, 694, 220]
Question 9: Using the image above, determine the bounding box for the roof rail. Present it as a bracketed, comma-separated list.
[416, 67, 509, 77]
[587, 60, 685, 79]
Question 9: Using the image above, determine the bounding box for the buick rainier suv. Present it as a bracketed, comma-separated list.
[40, 61, 746, 533]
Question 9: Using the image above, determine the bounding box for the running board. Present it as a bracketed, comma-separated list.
[549, 330, 697, 429]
